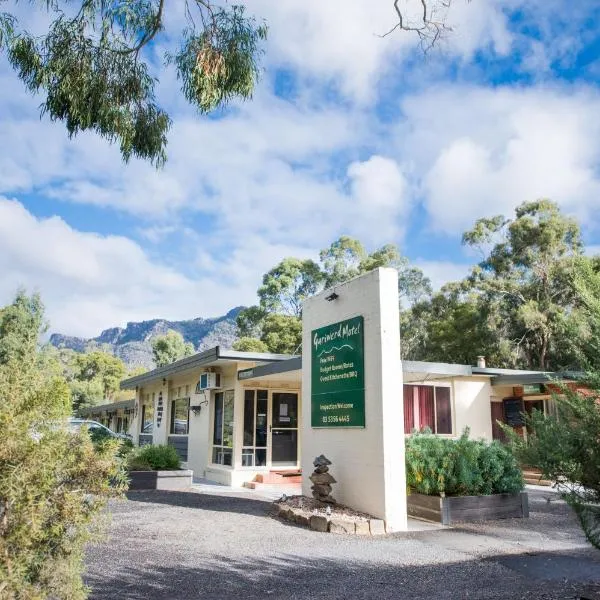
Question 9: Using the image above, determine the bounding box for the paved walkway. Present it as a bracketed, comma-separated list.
[85, 488, 600, 599]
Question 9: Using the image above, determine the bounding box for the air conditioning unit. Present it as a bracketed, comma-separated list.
[196, 372, 221, 392]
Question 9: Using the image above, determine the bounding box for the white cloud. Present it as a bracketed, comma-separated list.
[396, 85, 600, 234]
[1, 0, 599, 338]
[414, 260, 471, 291]
[0, 198, 244, 336]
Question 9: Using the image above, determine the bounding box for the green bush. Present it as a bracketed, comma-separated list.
[127, 444, 181, 471]
[405, 428, 524, 497]
[0, 292, 127, 599]
[505, 380, 600, 550]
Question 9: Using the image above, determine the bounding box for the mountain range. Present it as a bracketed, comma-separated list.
[49, 307, 244, 369]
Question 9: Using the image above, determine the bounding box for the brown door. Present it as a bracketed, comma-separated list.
[490, 402, 505, 442]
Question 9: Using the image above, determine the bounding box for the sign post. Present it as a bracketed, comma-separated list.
[311, 316, 365, 428]
[301, 268, 408, 531]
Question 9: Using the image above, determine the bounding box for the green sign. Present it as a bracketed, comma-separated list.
[311, 316, 365, 428]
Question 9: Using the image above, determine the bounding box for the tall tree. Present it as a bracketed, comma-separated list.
[0, 2, 467, 166]
[151, 329, 195, 367]
[568, 256, 600, 370]
[0, 1, 267, 166]
[71, 350, 126, 408]
[319, 236, 431, 304]
[462, 199, 583, 370]
[258, 258, 323, 317]
[236, 236, 430, 354]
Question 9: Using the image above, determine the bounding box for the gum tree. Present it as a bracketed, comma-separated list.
[0, 1, 462, 166]
[0, 1, 268, 166]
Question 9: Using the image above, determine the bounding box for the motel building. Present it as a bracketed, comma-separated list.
[80, 345, 581, 488]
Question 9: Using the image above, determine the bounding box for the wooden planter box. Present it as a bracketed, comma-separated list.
[407, 491, 529, 525]
[128, 469, 193, 491]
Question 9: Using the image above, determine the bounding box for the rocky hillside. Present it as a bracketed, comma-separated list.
[49, 307, 244, 369]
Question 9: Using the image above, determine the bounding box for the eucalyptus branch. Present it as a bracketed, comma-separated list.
[381, 0, 454, 52]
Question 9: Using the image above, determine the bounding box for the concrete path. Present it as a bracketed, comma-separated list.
[85, 489, 600, 599]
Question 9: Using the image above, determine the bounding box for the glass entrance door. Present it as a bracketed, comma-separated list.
[270, 392, 299, 467]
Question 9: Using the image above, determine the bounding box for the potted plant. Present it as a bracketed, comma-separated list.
[405, 429, 528, 524]
[127, 444, 193, 491]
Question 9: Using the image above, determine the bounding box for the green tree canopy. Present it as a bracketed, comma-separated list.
[232, 336, 269, 353]
[0, 1, 267, 166]
[151, 329, 195, 367]
[236, 236, 430, 354]
[462, 200, 583, 370]
[73, 350, 126, 402]
[258, 257, 323, 317]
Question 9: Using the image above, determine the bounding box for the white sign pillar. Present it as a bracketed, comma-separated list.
[301, 267, 407, 531]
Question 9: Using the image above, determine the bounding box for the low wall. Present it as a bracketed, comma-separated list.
[128, 470, 193, 491]
[407, 492, 529, 525]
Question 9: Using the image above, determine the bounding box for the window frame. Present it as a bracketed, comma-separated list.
[140, 397, 155, 434]
[169, 396, 190, 435]
[403, 383, 453, 435]
[212, 389, 235, 466]
[241, 389, 269, 468]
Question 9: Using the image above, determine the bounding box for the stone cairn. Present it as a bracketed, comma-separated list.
[310, 455, 336, 504]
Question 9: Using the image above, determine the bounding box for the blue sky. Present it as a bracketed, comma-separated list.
[1, 0, 599, 337]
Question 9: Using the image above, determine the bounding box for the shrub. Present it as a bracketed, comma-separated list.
[0, 292, 126, 599]
[405, 429, 524, 497]
[505, 380, 600, 550]
[127, 444, 181, 471]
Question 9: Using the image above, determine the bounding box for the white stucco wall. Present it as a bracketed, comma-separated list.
[452, 377, 493, 441]
[301, 268, 407, 531]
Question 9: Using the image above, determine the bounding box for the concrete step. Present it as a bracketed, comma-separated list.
[243, 481, 302, 492]
[254, 471, 302, 485]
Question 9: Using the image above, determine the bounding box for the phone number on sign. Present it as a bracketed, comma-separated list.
[321, 414, 351, 424]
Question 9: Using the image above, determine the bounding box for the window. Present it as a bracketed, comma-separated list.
[140, 400, 154, 434]
[242, 390, 268, 467]
[403, 385, 452, 435]
[170, 397, 190, 435]
[212, 390, 234, 466]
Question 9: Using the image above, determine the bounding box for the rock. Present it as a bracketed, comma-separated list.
[280, 507, 293, 521]
[313, 455, 332, 468]
[369, 519, 386, 535]
[355, 521, 370, 536]
[309, 515, 329, 532]
[310, 455, 336, 505]
[329, 519, 355, 535]
[309, 472, 336, 485]
[311, 483, 332, 496]
[295, 514, 311, 527]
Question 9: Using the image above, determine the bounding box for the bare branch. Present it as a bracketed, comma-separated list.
[382, 0, 462, 53]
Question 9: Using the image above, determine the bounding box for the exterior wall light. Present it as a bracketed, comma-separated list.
[190, 399, 208, 415]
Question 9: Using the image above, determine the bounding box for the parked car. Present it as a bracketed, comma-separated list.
[68, 418, 132, 441]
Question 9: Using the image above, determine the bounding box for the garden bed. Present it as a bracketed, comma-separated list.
[128, 469, 193, 491]
[407, 491, 529, 525]
[274, 495, 386, 535]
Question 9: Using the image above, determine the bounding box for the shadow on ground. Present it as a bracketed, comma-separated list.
[86, 550, 600, 600]
[125, 490, 272, 516]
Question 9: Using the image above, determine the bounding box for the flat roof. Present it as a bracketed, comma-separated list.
[78, 399, 135, 415]
[237, 356, 579, 385]
[238, 357, 473, 381]
[121, 346, 295, 389]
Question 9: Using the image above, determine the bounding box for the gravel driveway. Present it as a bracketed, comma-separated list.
[85, 488, 600, 600]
